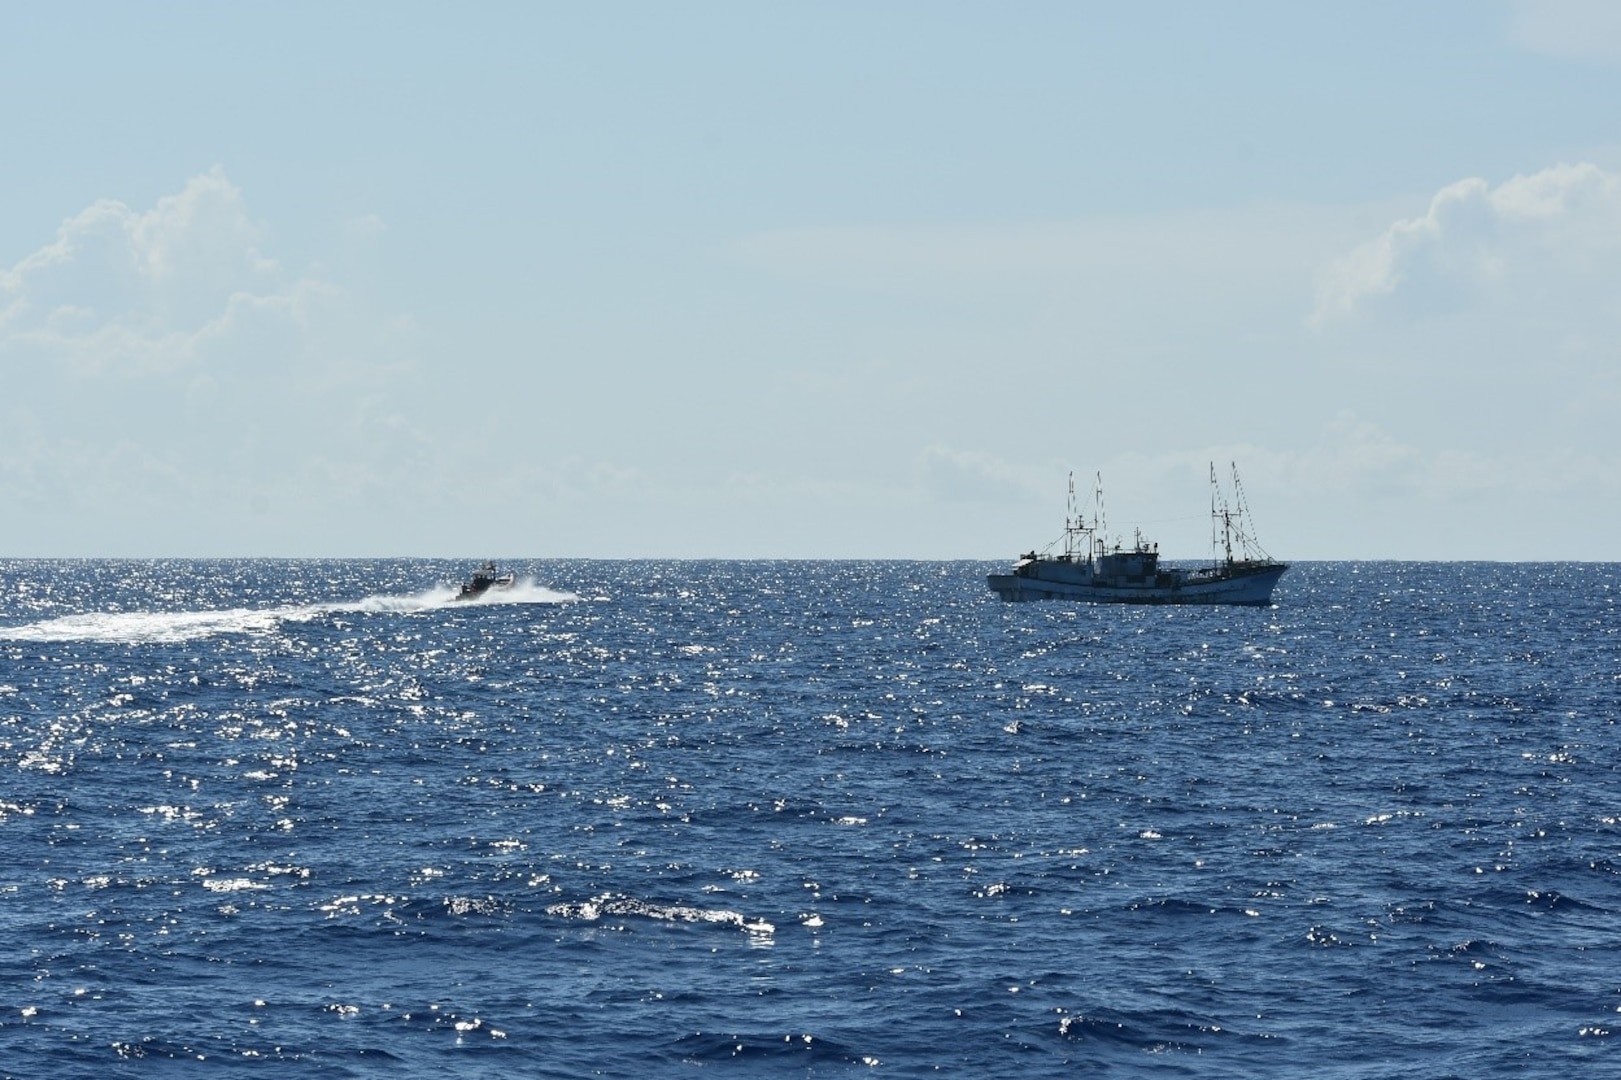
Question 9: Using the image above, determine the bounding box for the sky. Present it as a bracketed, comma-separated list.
[3, 1, 1621, 560]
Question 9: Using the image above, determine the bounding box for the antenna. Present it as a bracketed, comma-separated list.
[1094, 472, 1106, 557]
[1064, 472, 1078, 558]
[1209, 463, 1236, 564]
[1210, 462, 1219, 564]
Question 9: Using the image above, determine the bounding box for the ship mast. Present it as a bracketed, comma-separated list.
[1210, 462, 1234, 565]
[1059, 471, 1104, 564]
[1064, 472, 1080, 559]
[1208, 461, 1274, 566]
[1093, 472, 1106, 560]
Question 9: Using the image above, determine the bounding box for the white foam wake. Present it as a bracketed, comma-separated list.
[0, 579, 579, 644]
[0, 608, 288, 645]
[346, 579, 579, 612]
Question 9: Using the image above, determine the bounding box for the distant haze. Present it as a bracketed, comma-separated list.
[3, 2, 1620, 559]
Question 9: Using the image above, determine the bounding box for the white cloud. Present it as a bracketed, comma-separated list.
[0, 167, 285, 369]
[732, 205, 1360, 299]
[1312, 163, 1621, 325]
[1508, 0, 1621, 61]
[1303, 163, 1621, 523]
[0, 169, 403, 390]
[0, 171, 434, 553]
[1099, 406, 1621, 526]
[1268, 413, 1449, 497]
[343, 213, 388, 240]
[917, 444, 1047, 504]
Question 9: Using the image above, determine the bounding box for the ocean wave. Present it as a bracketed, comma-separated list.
[669, 1031, 873, 1068]
[548, 892, 774, 935]
[5, 559, 1617, 1077]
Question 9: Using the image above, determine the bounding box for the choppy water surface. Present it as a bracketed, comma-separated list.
[1, 560, 1617, 1077]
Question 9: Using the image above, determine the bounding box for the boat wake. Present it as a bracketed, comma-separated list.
[350, 579, 578, 613]
[0, 607, 290, 645]
[0, 580, 579, 644]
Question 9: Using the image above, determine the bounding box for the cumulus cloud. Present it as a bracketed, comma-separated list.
[0, 170, 427, 553]
[343, 213, 388, 240]
[1311, 163, 1621, 325]
[0, 169, 414, 398]
[1508, 0, 1621, 61]
[732, 205, 1356, 298]
[1236, 410, 1621, 509]
[917, 444, 1047, 504]
[0, 168, 290, 374]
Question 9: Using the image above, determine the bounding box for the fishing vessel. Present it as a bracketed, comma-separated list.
[986, 464, 1287, 606]
[454, 561, 516, 601]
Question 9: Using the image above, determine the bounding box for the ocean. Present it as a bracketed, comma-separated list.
[1, 559, 1616, 1077]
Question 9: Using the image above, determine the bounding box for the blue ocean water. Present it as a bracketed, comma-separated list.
[0, 559, 1616, 1078]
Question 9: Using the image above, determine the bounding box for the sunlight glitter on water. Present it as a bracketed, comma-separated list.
[2, 559, 1617, 1078]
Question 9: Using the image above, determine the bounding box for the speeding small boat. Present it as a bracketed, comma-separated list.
[454, 561, 516, 601]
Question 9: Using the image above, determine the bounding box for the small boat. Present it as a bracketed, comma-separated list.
[454, 561, 516, 601]
[987, 464, 1288, 606]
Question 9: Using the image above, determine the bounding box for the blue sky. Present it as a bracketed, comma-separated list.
[4, 1, 1621, 558]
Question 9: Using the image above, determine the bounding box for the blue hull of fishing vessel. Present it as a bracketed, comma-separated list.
[986, 556, 1286, 605]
